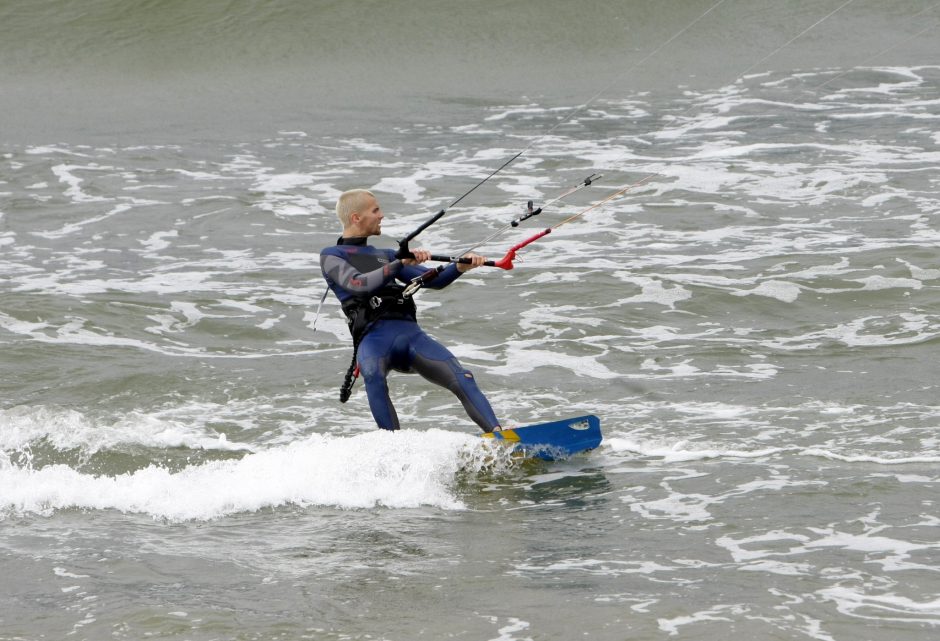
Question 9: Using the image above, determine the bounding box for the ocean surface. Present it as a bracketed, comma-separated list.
[2, 1, 939, 639]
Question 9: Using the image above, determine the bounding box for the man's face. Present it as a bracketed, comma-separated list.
[355, 195, 384, 236]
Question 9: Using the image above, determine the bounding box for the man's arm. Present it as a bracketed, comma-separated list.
[320, 250, 403, 294]
[398, 252, 486, 290]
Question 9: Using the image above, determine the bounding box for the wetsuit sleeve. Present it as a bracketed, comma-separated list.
[321, 251, 404, 294]
[399, 262, 463, 289]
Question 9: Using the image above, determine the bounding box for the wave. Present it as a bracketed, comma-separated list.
[0, 428, 516, 520]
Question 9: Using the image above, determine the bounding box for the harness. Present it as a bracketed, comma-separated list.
[338, 283, 417, 403]
[341, 284, 417, 343]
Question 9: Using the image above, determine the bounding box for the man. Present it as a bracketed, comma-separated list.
[320, 189, 502, 433]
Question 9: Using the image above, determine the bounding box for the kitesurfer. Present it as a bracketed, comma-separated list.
[320, 189, 502, 433]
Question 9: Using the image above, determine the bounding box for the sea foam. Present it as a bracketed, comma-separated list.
[0, 429, 511, 520]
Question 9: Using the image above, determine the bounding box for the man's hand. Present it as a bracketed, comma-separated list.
[456, 252, 487, 273]
[402, 248, 431, 266]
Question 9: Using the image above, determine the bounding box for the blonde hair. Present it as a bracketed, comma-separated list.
[335, 189, 375, 228]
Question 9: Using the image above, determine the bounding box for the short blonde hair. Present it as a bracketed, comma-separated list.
[335, 189, 375, 228]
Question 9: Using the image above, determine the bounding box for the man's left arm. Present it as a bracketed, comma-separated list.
[399, 253, 486, 290]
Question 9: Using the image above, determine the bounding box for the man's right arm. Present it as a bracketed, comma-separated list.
[320, 250, 403, 294]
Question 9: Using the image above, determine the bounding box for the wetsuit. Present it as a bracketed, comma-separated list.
[320, 237, 500, 432]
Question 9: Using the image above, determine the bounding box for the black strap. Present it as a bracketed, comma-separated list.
[339, 336, 361, 403]
[337, 285, 416, 402]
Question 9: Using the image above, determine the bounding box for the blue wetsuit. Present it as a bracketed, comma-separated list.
[320, 237, 500, 432]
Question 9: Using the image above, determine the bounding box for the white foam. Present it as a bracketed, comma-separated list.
[850, 275, 922, 291]
[0, 429, 509, 520]
[169, 168, 232, 181]
[639, 358, 700, 377]
[732, 280, 802, 303]
[515, 304, 604, 334]
[31, 202, 138, 239]
[484, 616, 533, 641]
[304, 310, 349, 342]
[818, 587, 940, 625]
[50, 164, 111, 203]
[0, 405, 247, 454]
[806, 530, 933, 558]
[138, 230, 178, 252]
[54, 567, 89, 579]
[605, 436, 790, 463]
[484, 104, 560, 122]
[803, 448, 940, 465]
[716, 531, 812, 563]
[898, 258, 940, 280]
[658, 604, 746, 636]
[372, 173, 430, 204]
[767, 314, 939, 350]
[614, 276, 692, 307]
[343, 139, 392, 153]
[488, 345, 616, 379]
[253, 172, 315, 193]
[631, 492, 715, 522]
[511, 558, 675, 577]
[0, 311, 207, 356]
[738, 560, 815, 576]
[25, 146, 92, 157]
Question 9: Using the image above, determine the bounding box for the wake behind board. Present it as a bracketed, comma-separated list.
[482, 414, 601, 461]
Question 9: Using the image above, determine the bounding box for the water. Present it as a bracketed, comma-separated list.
[2, 1, 940, 639]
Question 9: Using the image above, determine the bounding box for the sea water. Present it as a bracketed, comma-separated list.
[2, 1, 939, 639]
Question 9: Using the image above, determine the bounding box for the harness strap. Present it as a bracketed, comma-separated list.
[339, 336, 361, 403]
[311, 288, 330, 332]
[337, 285, 417, 402]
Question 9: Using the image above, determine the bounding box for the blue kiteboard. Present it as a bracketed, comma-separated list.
[482, 414, 602, 461]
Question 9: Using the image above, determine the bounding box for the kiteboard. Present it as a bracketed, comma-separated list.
[482, 414, 602, 461]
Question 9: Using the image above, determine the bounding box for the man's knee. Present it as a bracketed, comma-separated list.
[358, 356, 386, 382]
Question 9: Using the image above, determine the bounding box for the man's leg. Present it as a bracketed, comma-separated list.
[408, 331, 501, 433]
[357, 333, 400, 430]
